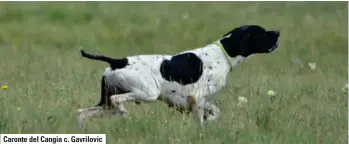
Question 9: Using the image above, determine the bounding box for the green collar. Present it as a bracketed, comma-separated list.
[215, 41, 233, 72]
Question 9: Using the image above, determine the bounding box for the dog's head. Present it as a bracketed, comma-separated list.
[220, 25, 280, 57]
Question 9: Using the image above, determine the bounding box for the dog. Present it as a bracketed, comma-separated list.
[76, 25, 280, 127]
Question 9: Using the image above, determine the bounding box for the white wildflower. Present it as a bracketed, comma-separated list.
[308, 62, 316, 70]
[267, 90, 276, 97]
[182, 13, 189, 20]
[237, 96, 248, 107]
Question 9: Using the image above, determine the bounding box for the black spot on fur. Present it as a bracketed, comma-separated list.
[160, 52, 203, 85]
[204, 53, 208, 56]
[172, 90, 176, 93]
[209, 66, 213, 70]
[110, 58, 128, 70]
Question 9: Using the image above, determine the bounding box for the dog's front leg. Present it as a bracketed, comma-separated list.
[189, 96, 205, 126]
[203, 102, 221, 121]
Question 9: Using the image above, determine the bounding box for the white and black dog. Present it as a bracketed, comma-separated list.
[77, 25, 280, 127]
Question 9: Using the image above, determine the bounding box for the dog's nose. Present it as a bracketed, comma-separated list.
[274, 31, 280, 37]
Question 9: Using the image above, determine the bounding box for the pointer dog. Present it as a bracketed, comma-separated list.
[77, 25, 280, 127]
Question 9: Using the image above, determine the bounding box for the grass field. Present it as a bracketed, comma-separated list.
[0, 2, 347, 144]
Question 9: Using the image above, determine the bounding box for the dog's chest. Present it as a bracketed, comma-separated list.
[158, 70, 227, 109]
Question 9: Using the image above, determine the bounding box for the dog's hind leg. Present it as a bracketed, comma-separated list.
[95, 76, 107, 107]
[95, 76, 116, 109]
[109, 71, 161, 116]
[76, 106, 115, 128]
[110, 88, 160, 116]
[110, 93, 135, 117]
[77, 76, 120, 128]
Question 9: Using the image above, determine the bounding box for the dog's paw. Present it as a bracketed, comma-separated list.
[77, 109, 86, 116]
[76, 114, 85, 129]
[120, 111, 129, 117]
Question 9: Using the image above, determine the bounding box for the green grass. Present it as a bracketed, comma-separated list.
[0, 2, 347, 144]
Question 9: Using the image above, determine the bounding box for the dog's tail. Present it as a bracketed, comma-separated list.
[79, 47, 129, 70]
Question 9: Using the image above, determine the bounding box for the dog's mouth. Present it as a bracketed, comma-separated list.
[272, 41, 279, 49]
[267, 30, 280, 52]
[268, 40, 279, 52]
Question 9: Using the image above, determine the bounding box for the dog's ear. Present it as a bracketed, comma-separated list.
[220, 25, 252, 57]
[239, 31, 250, 55]
[222, 25, 249, 38]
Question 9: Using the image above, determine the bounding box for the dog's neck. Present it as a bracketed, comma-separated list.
[213, 40, 246, 72]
